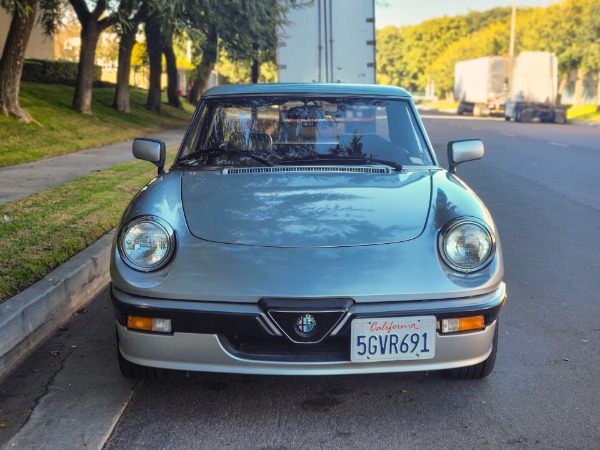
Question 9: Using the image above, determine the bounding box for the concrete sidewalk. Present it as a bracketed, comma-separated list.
[0, 128, 186, 204]
[0, 127, 187, 378]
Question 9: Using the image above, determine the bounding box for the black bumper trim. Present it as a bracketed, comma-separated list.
[110, 284, 505, 339]
[110, 287, 275, 337]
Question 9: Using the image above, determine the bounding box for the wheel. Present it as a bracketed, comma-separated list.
[444, 321, 499, 379]
[520, 109, 534, 123]
[554, 110, 567, 124]
[117, 330, 165, 379]
[504, 116, 510, 121]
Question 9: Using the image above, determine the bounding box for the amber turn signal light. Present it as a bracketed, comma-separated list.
[441, 315, 485, 334]
[127, 316, 172, 333]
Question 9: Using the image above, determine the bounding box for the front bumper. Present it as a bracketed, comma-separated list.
[112, 283, 506, 375]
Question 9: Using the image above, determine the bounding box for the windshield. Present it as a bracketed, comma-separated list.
[177, 96, 434, 168]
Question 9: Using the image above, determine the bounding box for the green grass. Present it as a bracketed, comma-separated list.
[0, 82, 194, 167]
[417, 99, 459, 112]
[0, 148, 178, 302]
[567, 104, 600, 124]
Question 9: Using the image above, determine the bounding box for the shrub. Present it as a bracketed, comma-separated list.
[21, 59, 102, 85]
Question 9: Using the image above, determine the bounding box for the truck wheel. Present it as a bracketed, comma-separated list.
[504, 116, 510, 121]
[521, 109, 533, 123]
[554, 110, 567, 124]
[443, 321, 499, 380]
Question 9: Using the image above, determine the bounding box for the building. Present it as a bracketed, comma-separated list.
[0, 10, 55, 60]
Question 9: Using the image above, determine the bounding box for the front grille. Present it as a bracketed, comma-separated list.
[219, 334, 350, 362]
[222, 166, 391, 175]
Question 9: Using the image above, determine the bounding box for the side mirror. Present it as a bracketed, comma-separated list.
[133, 138, 166, 175]
[447, 139, 484, 174]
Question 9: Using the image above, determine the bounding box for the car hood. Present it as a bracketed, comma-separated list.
[181, 169, 432, 247]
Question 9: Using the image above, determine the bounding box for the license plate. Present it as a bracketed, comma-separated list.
[351, 316, 436, 362]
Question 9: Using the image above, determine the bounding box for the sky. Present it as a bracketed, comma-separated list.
[374, 0, 562, 28]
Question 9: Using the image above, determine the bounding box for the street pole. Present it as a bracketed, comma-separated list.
[510, 0, 516, 58]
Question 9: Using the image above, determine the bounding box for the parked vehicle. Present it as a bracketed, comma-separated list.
[454, 52, 567, 123]
[454, 56, 510, 116]
[111, 83, 506, 380]
[504, 52, 567, 123]
[277, 0, 376, 83]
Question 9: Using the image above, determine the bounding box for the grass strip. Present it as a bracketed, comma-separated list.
[567, 104, 600, 124]
[0, 83, 193, 167]
[0, 148, 177, 302]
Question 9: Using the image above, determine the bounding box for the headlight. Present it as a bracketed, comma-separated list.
[440, 218, 495, 273]
[118, 216, 175, 271]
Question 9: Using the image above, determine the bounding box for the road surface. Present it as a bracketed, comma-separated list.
[1, 115, 598, 450]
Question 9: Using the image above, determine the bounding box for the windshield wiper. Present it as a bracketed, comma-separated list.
[178, 149, 274, 167]
[280, 155, 402, 171]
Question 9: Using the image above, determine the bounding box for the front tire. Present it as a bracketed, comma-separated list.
[444, 321, 499, 379]
[117, 330, 165, 379]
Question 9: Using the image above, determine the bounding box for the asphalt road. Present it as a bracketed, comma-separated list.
[1, 115, 599, 450]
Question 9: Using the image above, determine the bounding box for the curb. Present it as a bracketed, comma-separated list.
[0, 232, 114, 379]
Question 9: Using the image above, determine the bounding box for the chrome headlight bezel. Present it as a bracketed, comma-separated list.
[438, 217, 496, 273]
[118, 216, 176, 272]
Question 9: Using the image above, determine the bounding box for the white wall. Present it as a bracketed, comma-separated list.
[0, 10, 55, 60]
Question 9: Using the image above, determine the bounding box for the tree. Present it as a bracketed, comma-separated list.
[144, 13, 163, 112]
[577, 0, 600, 105]
[187, 23, 217, 104]
[142, 0, 189, 111]
[69, 0, 122, 114]
[112, 0, 148, 113]
[184, 0, 295, 103]
[429, 22, 511, 97]
[375, 8, 511, 92]
[0, 0, 60, 122]
[226, 0, 280, 84]
[162, 25, 181, 108]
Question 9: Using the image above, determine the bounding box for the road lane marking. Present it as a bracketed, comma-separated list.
[419, 114, 504, 121]
[548, 142, 569, 147]
[502, 133, 516, 137]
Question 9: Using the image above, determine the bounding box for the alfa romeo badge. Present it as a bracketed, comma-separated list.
[295, 314, 317, 337]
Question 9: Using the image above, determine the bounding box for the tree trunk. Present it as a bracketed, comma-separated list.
[73, 19, 102, 114]
[556, 74, 569, 105]
[144, 17, 163, 113]
[163, 30, 181, 108]
[0, 0, 38, 122]
[251, 44, 259, 84]
[573, 68, 585, 106]
[69, 0, 116, 115]
[189, 27, 217, 105]
[112, 25, 138, 113]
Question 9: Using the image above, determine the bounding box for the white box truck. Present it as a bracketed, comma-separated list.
[504, 51, 567, 123]
[277, 0, 376, 84]
[454, 52, 567, 123]
[454, 56, 510, 116]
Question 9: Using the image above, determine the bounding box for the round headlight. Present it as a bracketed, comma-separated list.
[118, 217, 175, 271]
[440, 219, 495, 272]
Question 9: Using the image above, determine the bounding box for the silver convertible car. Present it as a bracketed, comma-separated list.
[110, 84, 505, 379]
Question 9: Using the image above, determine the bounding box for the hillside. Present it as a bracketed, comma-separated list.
[0, 83, 193, 167]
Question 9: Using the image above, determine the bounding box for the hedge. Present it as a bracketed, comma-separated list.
[20, 59, 102, 86]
